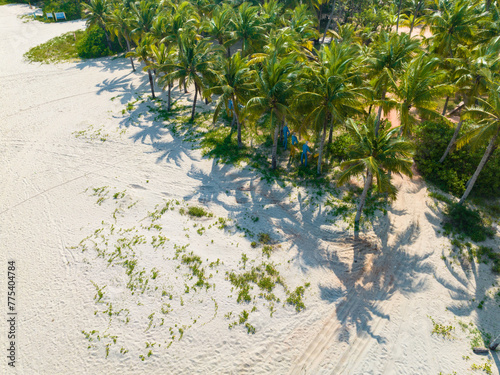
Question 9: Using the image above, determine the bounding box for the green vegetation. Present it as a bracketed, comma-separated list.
[24, 31, 84, 63]
[443, 203, 494, 243]
[428, 316, 454, 339]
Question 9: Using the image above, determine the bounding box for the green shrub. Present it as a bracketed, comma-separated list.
[24, 30, 84, 63]
[443, 203, 494, 242]
[43, 0, 82, 20]
[327, 132, 354, 162]
[76, 25, 122, 58]
[414, 121, 500, 199]
[258, 233, 271, 244]
[187, 206, 211, 218]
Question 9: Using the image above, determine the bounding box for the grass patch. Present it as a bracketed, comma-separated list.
[443, 203, 495, 242]
[24, 30, 84, 63]
[187, 206, 212, 218]
[201, 126, 251, 165]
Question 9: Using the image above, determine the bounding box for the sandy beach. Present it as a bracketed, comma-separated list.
[1, 5, 499, 374]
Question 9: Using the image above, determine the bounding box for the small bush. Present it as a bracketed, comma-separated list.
[76, 25, 122, 58]
[443, 203, 494, 242]
[327, 132, 354, 162]
[258, 233, 271, 244]
[187, 206, 211, 218]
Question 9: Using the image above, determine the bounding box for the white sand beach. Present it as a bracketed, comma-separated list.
[1, 5, 499, 374]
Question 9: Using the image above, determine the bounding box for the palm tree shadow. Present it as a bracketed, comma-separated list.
[318, 220, 433, 343]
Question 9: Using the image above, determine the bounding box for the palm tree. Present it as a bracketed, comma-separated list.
[426, 0, 483, 58]
[205, 52, 254, 147]
[82, 0, 112, 48]
[283, 4, 319, 49]
[455, 84, 500, 204]
[338, 116, 414, 237]
[231, 2, 267, 57]
[126, 36, 156, 98]
[439, 41, 500, 163]
[399, 0, 425, 37]
[366, 31, 420, 135]
[297, 43, 362, 174]
[389, 54, 453, 136]
[202, 4, 234, 57]
[108, 6, 135, 71]
[165, 36, 222, 121]
[247, 52, 298, 169]
[130, 0, 158, 38]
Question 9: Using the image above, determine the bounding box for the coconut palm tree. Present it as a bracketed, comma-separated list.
[130, 0, 158, 38]
[126, 35, 156, 98]
[164, 36, 222, 121]
[202, 4, 234, 57]
[439, 40, 500, 163]
[426, 0, 483, 58]
[283, 4, 319, 49]
[231, 2, 267, 56]
[338, 116, 414, 237]
[455, 83, 500, 204]
[388, 54, 453, 136]
[247, 52, 298, 169]
[108, 6, 135, 71]
[205, 52, 254, 147]
[366, 31, 420, 135]
[297, 43, 363, 174]
[82, 0, 112, 48]
[399, 0, 425, 37]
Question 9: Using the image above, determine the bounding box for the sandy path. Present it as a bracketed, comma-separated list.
[1, 5, 499, 375]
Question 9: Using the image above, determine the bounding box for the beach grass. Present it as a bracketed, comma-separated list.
[24, 30, 84, 63]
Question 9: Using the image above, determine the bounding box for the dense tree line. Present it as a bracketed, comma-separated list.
[81, 0, 500, 235]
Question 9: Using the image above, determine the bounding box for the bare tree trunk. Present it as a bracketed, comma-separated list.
[190, 83, 198, 121]
[125, 37, 135, 71]
[147, 69, 155, 99]
[458, 129, 499, 204]
[321, 0, 336, 44]
[271, 111, 279, 169]
[442, 96, 449, 116]
[439, 119, 462, 163]
[354, 170, 373, 239]
[317, 116, 328, 174]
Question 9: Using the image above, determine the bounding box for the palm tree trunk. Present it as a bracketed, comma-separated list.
[328, 116, 335, 144]
[374, 91, 386, 136]
[271, 111, 279, 169]
[354, 170, 373, 238]
[458, 128, 499, 204]
[191, 83, 198, 121]
[125, 37, 135, 71]
[147, 69, 155, 99]
[439, 119, 462, 163]
[396, 0, 402, 33]
[442, 96, 449, 116]
[321, 0, 336, 44]
[233, 97, 243, 148]
[317, 116, 328, 174]
[167, 82, 172, 111]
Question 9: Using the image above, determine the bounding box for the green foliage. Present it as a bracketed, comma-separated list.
[428, 316, 454, 339]
[43, 0, 82, 20]
[24, 31, 84, 63]
[286, 286, 307, 312]
[414, 121, 500, 199]
[258, 233, 271, 244]
[200, 126, 250, 165]
[187, 206, 212, 218]
[327, 132, 354, 163]
[76, 25, 122, 59]
[443, 203, 494, 242]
